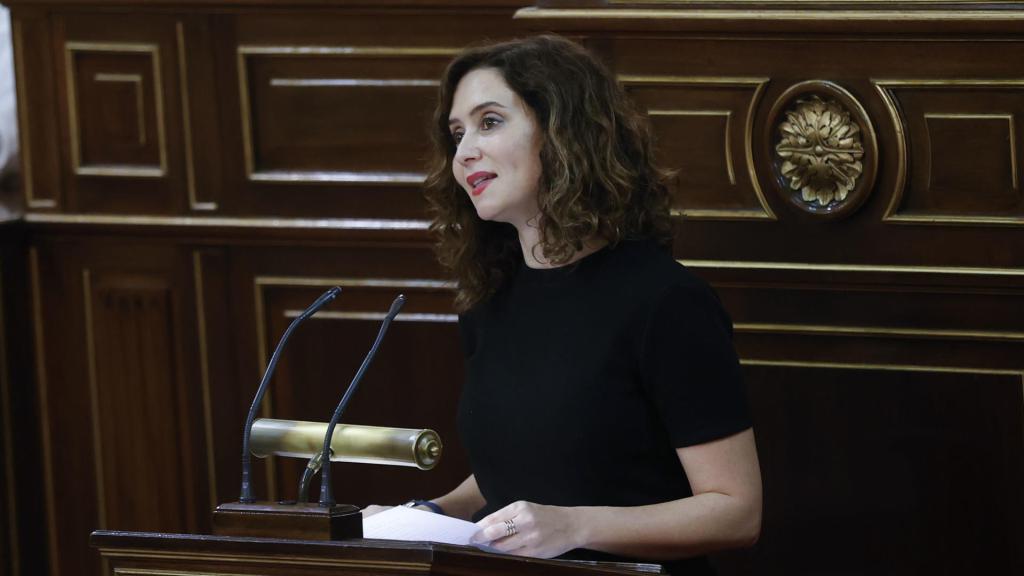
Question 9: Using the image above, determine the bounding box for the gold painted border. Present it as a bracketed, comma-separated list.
[237, 45, 454, 186]
[875, 79, 1024, 226]
[177, 22, 213, 212]
[620, 75, 775, 221]
[251, 276, 277, 500]
[680, 258, 1024, 277]
[114, 568, 254, 576]
[13, 21, 53, 208]
[192, 252, 217, 508]
[29, 249, 59, 576]
[923, 113, 1018, 191]
[735, 322, 1024, 343]
[515, 7, 1024, 22]
[65, 42, 168, 178]
[0, 266, 19, 576]
[256, 276, 452, 290]
[741, 358, 1023, 379]
[287, 311, 457, 323]
[100, 546, 432, 570]
[24, 213, 431, 231]
[81, 269, 107, 529]
[93, 73, 146, 144]
[270, 78, 438, 88]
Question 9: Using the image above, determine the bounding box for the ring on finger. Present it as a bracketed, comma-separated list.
[504, 519, 518, 537]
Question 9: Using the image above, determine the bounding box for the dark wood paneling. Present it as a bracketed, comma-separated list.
[882, 83, 1024, 222]
[624, 78, 772, 220]
[85, 271, 199, 531]
[30, 238, 209, 576]
[217, 10, 522, 219]
[7, 3, 1024, 576]
[13, 10, 63, 210]
[714, 365, 1024, 575]
[55, 14, 188, 215]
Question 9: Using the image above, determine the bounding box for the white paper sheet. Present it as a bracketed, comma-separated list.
[362, 506, 487, 546]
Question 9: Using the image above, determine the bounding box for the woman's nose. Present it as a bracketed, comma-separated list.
[455, 135, 481, 166]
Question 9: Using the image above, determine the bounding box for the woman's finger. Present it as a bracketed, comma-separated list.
[360, 504, 391, 518]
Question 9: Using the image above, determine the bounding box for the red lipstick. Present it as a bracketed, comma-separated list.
[467, 171, 496, 196]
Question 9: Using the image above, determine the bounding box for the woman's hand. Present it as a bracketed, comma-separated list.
[360, 504, 392, 518]
[471, 500, 585, 558]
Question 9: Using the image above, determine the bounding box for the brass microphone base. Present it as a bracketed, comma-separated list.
[212, 501, 362, 541]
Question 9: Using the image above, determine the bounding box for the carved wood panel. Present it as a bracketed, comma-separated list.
[875, 81, 1024, 225]
[217, 10, 522, 219]
[55, 14, 188, 215]
[29, 239, 209, 576]
[623, 77, 773, 220]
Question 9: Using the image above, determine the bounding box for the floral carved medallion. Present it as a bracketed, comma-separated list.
[776, 96, 864, 207]
[766, 81, 878, 219]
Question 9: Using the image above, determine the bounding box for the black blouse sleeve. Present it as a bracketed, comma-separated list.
[639, 281, 752, 448]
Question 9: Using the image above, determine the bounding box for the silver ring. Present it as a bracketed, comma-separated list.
[504, 519, 517, 537]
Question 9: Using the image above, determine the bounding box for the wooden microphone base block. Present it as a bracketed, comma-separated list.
[212, 501, 363, 541]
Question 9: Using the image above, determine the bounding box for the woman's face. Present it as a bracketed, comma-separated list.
[448, 67, 543, 229]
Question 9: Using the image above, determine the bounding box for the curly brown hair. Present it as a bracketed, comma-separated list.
[424, 35, 673, 311]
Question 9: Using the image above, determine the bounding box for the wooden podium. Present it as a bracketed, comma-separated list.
[90, 530, 663, 575]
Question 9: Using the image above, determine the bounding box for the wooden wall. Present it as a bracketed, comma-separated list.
[3, 1, 1023, 575]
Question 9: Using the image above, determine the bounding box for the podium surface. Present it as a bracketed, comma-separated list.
[91, 530, 663, 576]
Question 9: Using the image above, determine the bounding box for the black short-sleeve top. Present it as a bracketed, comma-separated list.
[457, 239, 751, 574]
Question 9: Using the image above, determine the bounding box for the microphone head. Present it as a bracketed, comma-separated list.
[324, 286, 342, 302]
[386, 294, 406, 319]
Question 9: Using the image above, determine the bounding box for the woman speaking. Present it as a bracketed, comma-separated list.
[385, 35, 762, 576]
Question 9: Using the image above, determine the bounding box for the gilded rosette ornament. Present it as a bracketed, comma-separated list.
[775, 96, 865, 208]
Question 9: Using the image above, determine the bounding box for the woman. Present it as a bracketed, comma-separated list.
[411, 35, 761, 574]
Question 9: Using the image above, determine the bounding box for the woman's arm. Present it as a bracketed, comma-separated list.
[428, 474, 487, 521]
[472, 428, 761, 559]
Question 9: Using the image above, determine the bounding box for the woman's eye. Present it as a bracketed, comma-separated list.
[451, 131, 464, 144]
[481, 116, 501, 130]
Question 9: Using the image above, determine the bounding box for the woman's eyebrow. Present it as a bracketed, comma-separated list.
[448, 101, 507, 126]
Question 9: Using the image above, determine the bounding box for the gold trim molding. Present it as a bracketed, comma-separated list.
[82, 269, 108, 529]
[100, 547, 431, 571]
[620, 75, 775, 221]
[516, 8, 1024, 22]
[13, 21, 52, 208]
[735, 322, 1024, 343]
[681, 258, 1024, 277]
[192, 252, 218, 509]
[24, 213, 431, 231]
[740, 358, 1024, 379]
[256, 277, 452, 290]
[875, 79, 1024, 227]
[923, 112, 1018, 191]
[29, 248, 60, 575]
[177, 22, 213, 212]
[93, 73, 146, 144]
[236, 45, 454, 186]
[287, 311, 457, 323]
[64, 42, 168, 178]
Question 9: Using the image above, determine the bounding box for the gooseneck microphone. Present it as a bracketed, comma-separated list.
[318, 294, 406, 507]
[239, 286, 341, 504]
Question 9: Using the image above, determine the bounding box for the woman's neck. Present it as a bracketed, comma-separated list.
[515, 220, 607, 269]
